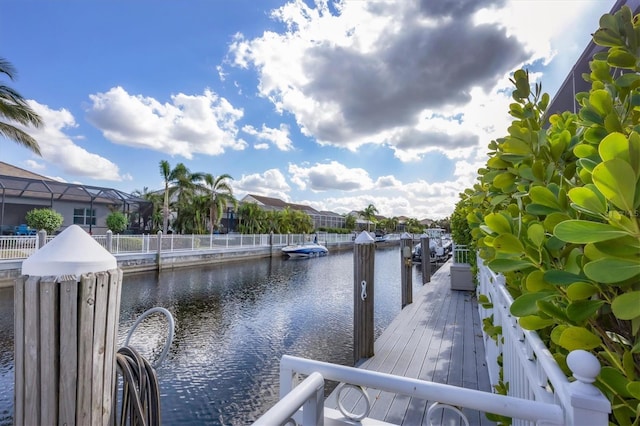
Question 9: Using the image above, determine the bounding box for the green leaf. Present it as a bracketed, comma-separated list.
[584, 258, 640, 283]
[485, 213, 512, 234]
[599, 132, 630, 163]
[599, 367, 633, 398]
[519, 315, 555, 330]
[574, 143, 599, 158]
[586, 236, 640, 260]
[592, 159, 636, 211]
[589, 89, 613, 116]
[551, 325, 568, 345]
[510, 292, 555, 316]
[493, 172, 516, 190]
[559, 326, 602, 350]
[493, 233, 525, 253]
[623, 351, 635, 381]
[538, 300, 571, 322]
[608, 49, 637, 68]
[611, 291, 640, 320]
[526, 270, 554, 292]
[568, 186, 607, 215]
[526, 204, 560, 215]
[529, 186, 562, 209]
[543, 213, 571, 233]
[544, 269, 584, 286]
[566, 282, 598, 301]
[566, 300, 605, 323]
[527, 223, 545, 248]
[627, 381, 640, 400]
[554, 220, 628, 243]
[488, 258, 536, 272]
[503, 138, 532, 155]
[615, 72, 640, 88]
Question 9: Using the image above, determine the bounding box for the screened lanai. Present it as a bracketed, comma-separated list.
[0, 162, 153, 234]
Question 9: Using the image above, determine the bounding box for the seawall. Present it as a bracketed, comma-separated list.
[0, 239, 388, 288]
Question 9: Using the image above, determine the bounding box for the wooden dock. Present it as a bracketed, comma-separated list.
[325, 260, 494, 425]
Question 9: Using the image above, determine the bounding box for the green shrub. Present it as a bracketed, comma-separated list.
[25, 208, 63, 234]
[462, 6, 639, 424]
[106, 211, 128, 234]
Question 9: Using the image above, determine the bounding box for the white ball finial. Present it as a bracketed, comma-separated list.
[567, 349, 601, 384]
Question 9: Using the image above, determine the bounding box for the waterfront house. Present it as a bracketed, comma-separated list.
[0, 161, 151, 235]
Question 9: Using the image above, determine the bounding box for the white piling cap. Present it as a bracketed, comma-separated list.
[401, 232, 412, 239]
[354, 231, 375, 244]
[22, 225, 117, 276]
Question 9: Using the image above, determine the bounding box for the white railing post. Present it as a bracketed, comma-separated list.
[564, 350, 611, 425]
[106, 230, 113, 253]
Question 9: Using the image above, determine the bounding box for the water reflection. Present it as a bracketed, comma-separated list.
[0, 247, 428, 425]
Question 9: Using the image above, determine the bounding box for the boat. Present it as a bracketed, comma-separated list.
[281, 242, 328, 258]
[411, 228, 449, 263]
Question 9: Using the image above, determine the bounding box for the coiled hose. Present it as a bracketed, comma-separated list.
[113, 307, 175, 426]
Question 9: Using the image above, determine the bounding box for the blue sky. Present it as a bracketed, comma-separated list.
[1, 0, 615, 219]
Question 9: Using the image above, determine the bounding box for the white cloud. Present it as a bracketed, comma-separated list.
[24, 159, 45, 170]
[242, 123, 293, 151]
[21, 101, 126, 181]
[228, 0, 533, 158]
[86, 86, 247, 159]
[288, 160, 374, 191]
[234, 168, 291, 200]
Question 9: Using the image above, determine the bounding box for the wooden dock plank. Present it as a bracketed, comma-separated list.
[326, 260, 494, 426]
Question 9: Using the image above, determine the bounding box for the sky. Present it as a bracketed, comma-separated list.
[0, 0, 616, 220]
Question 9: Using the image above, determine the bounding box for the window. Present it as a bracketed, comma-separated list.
[73, 208, 96, 226]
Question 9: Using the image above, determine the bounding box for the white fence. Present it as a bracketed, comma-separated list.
[476, 256, 610, 425]
[452, 244, 470, 265]
[255, 256, 611, 425]
[0, 232, 358, 260]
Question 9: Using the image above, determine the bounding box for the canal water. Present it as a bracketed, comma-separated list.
[0, 246, 431, 425]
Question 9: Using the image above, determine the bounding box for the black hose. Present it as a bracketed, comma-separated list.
[113, 346, 161, 426]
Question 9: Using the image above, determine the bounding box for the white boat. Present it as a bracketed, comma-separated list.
[281, 242, 328, 258]
[411, 229, 449, 263]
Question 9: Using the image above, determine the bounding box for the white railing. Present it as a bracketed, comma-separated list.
[265, 355, 573, 425]
[254, 257, 612, 425]
[0, 236, 38, 259]
[0, 232, 358, 259]
[452, 244, 470, 264]
[476, 255, 610, 425]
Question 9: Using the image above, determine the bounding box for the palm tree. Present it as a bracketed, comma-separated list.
[0, 58, 43, 155]
[359, 203, 379, 232]
[198, 173, 236, 233]
[171, 164, 203, 234]
[237, 202, 264, 234]
[159, 161, 201, 233]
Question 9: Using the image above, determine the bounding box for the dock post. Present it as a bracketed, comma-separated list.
[353, 230, 375, 364]
[400, 232, 413, 308]
[157, 230, 162, 271]
[420, 233, 431, 284]
[106, 229, 113, 253]
[15, 224, 122, 426]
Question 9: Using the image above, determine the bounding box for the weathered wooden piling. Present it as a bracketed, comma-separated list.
[353, 231, 375, 364]
[15, 224, 122, 426]
[400, 232, 413, 308]
[420, 233, 431, 284]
